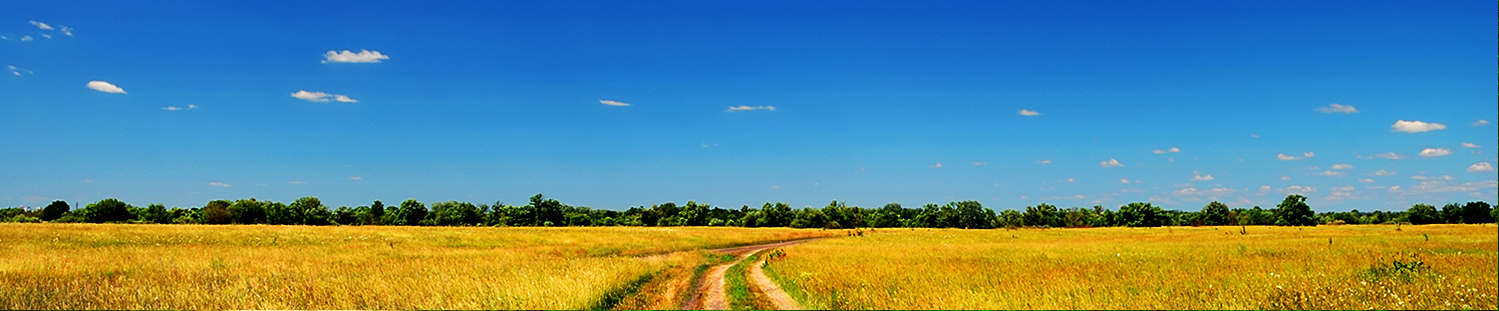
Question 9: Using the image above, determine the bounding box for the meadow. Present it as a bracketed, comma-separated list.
[0, 223, 827, 309]
[765, 224, 1497, 310]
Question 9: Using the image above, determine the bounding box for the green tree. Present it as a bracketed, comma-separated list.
[202, 200, 232, 224]
[368, 200, 386, 225]
[1406, 204, 1441, 225]
[291, 196, 332, 225]
[1022, 203, 1060, 228]
[1440, 203, 1463, 224]
[391, 199, 428, 226]
[142, 204, 171, 224]
[228, 199, 268, 224]
[1201, 201, 1230, 226]
[1116, 202, 1168, 227]
[1274, 195, 1316, 226]
[1466, 201, 1497, 224]
[41, 200, 69, 222]
[84, 198, 135, 223]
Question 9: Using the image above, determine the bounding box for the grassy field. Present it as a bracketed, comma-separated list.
[765, 225, 1498, 310]
[0, 224, 828, 309]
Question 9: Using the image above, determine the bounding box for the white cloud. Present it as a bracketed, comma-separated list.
[1468, 162, 1497, 173]
[291, 90, 358, 103]
[208, 182, 231, 188]
[161, 105, 197, 111]
[59, 26, 72, 36]
[599, 100, 630, 107]
[1403, 180, 1498, 195]
[1066, 178, 1075, 182]
[1319, 171, 1346, 177]
[1371, 152, 1405, 160]
[1276, 154, 1299, 161]
[1372, 170, 1396, 176]
[1391, 120, 1446, 133]
[1259, 185, 1272, 192]
[1019, 109, 1041, 116]
[29, 21, 52, 30]
[1303, 152, 1315, 158]
[288, 181, 306, 184]
[322, 50, 389, 63]
[1281, 176, 1291, 181]
[1250, 134, 1260, 138]
[1119, 179, 1130, 184]
[1462, 142, 1480, 148]
[1280, 185, 1316, 194]
[1330, 164, 1353, 170]
[930, 162, 942, 168]
[1190, 174, 1214, 181]
[727, 105, 775, 112]
[1474, 120, 1490, 126]
[41, 34, 51, 39]
[1412, 175, 1428, 180]
[1358, 178, 1374, 183]
[1388, 185, 1401, 193]
[349, 176, 363, 180]
[1418, 148, 1451, 158]
[1152, 147, 1180, 154]
[1100, 159, 1123, 167]
[1037, 159, 1051, 164]
[20, 35, 32, 42]
[1315, 103, 1358, 113]
[87, 81, 126, 94]
[8, 65, 31, 76]
[972, 162, 987, 166]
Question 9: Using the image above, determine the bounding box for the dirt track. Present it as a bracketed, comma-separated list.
[680, 240, 811, 310]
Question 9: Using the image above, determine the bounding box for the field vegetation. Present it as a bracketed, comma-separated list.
[765, 224, 1497, 310]
[0, 224, 827, 309]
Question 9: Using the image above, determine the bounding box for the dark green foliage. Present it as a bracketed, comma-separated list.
[83, 198, 135, 223]
[1460, 201, 1493, 224]
[1201, 201, 1230, 226]
[202, 200, 232, 224]
[141, 204, 172, 224]
[1439, 203, 1464, 224]
[1022, 203, 1061, 228]
[1274, 194, 1317, 226]
[1115, 202, 1169, 227]
[390, 199, 427, 226]
[228, 199, 268, 224]
[1406, 204, 1441, 225]
[41, 200, 69, 222]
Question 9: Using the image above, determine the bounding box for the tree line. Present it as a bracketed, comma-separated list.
[2, 194, 1493, 228]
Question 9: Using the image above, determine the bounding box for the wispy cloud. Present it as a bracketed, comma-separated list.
[161, 104, 197, 111]
[1018, 109, 1041, 116]
[1099, 159, 1123, 167]
[322, 50, 389, 63]
[1371, 169, 1396, 176]
[349, 176, 363, 181]
[291, 90, 357, 103]
[599, 100, 630, 107]
[1474, 120, 1490, 126]
[28, 21, 52, 30]
[1402, 180, 1498, 195]
[1190, 174, 1214, 181]
[1280, 185, 1316, 194]
[1119, 179, 1131, 184]
[1037, 159, 1051, 164]
[1303, 152, 1315, 158]
[1468, 162, 1496, 173]
[930, 162, 943, 168]
[1315, 103, 1358, 113]
[288, 180, 306, 184]
[7, 65, 31, 76]
[20, 35, 33, 42]
[1318, 171, 1346, 177]
[1276, 154, 1300, 161]
[1462, 142, 1480, 148]
[1152, 147, 1180, 154]
[1418, 148, 1451, 158]
[1358, 178, 1374, 183]
[1368, 152, 1405, 160]
[972, 162, 987, 166]
[1281, 176, 1291, 181]
[87, 81, 126, 94]
[1330, 164, 1353, 170]
[208, 182, 231, 188]
[727, 105, 775, 112]
[1391, 120, 1446, 133]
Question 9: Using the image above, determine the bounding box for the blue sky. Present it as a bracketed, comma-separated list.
[3, 0, 1495, 212]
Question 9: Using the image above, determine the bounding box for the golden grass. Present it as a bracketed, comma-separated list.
[765, 225, 1498, 310]
[0, 224, 828, 309]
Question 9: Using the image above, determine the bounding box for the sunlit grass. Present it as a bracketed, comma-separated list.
[0, 224, 827, 309]
[766, 225, 1498, 310]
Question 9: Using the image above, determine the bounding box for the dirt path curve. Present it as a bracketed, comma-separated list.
[681, 240, 812, 310]
[748, 256, 804, 310]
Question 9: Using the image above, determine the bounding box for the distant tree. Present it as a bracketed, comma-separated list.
[1022, 203, 1060, 228]
[291, 196, 332, 225]
[1201, 201, 1230, 226]
[1406, 204, 1441, 225]
[83, 198, 135, 223]
[1440, 203, 1464, 224]
[142, 204, 171, 224]
[391, 199, 428, 226]
[201, 200, 232, 224]
[1460, 201, 1493, 224]
[998, 209, 1024, 229]
[41, 200, 69, 222]
[369, 200, 386, 225]
[229, 199, 268, 224]
[954, 201, 993, 229]
[1273, 194, 1316, 226]
[1116, 202, 1168, 227]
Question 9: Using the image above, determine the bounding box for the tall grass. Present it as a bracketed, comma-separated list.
[765, 225, 1498, 310]
[0, 224, 825, 309]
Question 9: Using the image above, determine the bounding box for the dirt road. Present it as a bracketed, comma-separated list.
[680, 240, 811, 310]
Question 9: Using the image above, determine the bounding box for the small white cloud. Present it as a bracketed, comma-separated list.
[333, 94, 358, 103]
[8, 65, 31, 76]
[208, 182, 231, 188]
[1100, 159, 1123, 167]
[1330, 164, 1353, 170]
[1474, 120, 1490, 126]
[1418, 148, 1452, 158]
[1152, 147, 1180, 154]
[930, 162, 943, 168]
[292, 90, 358, 103]
[59, 26, 72, 36]
[1315, 103, 1358, 113]
[161, 104, 197, 111]
[1468, 162, 1497, 173]
[1281, 176, 1291, 181]
[1388, 185, 1401, 193]
[972, 162, 987, 166]
[29, 21, 52, 30]
[87, 81, 126, 94]
[41, 34, 51, 39]
[1303, 152, 1315, 158]
[599, 100, 630, 107]
[1391, 120, 1446, 133]
[1411, 175, 1428, 180]
[1037, 159, 1051, 164]
[1019, 109, 1041, 116]
[1250, 134, 1260, 138]
[1372, 152, 1405, 160]
[20, 35, 33, 42]
[322, 50, 389, 63]
[288, 181, 306, 184]
[1119, 179, 1130, 184]
[1280, 185, 1316, 194]
[1319, 171, 1346, 177]
[349, 176, 363, 180]
[727, 105, 775, 112]
[1358, 178, 1374, 183]
[1190, 174, 1214, 181]
[1276, 154, 1299, 161]
[1259, 185, 1272, 192]
[1462, 142, 1480, 148]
